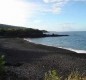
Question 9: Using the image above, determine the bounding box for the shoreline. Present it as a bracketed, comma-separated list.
[63, 47, 86, 53]
[24, 38, 77, 54]
[24, 38, 86, 54]
[0, 38, 86, 79]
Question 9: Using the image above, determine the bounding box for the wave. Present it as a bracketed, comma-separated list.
[24, 38, 86, 54]
[59, 47, 86, 53]
[24, 38, 32, 42]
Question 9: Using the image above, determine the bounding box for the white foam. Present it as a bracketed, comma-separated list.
[24, 38, 86, 54]
[24, 38, 32, 42]
[61, 47, 86, 53]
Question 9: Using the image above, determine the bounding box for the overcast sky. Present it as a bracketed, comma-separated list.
[0, 0, 86, 31]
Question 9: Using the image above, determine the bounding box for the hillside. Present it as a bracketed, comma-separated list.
[0, 23, 48, 38]
[0, 24, 68, 38]
[0, 24, 26, 29]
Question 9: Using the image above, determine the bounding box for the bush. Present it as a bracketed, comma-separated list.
[44, 70, 61, 80]
[66, 71, 86, 80]
[0, 55, 5, 74]
[44, 70, 86, 80]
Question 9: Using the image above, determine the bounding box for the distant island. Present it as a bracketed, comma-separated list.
[0, 24, 69, 38]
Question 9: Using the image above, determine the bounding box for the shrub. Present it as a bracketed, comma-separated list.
[0, 55, 5, 74]
[44, 70, 61, 80]
[44, 70, 86, 80]
[66, 71, 86, 80]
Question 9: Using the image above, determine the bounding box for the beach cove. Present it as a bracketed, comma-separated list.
[0, 38, 86, 79]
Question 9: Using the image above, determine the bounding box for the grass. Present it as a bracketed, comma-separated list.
[0, 55, 5, 73]
[0, 55, 6, 80]
[44, 70, 61, 80]
[0, 54, 86, 80]
[44, 70, 86, 80]
[66, 71, 86, 80]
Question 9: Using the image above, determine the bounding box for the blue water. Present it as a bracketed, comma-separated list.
[26, 31, 86, 53]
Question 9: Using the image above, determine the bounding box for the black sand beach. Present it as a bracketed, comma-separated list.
[0, 38, 86, 80]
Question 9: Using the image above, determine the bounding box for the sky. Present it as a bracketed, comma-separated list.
[0, 0, 86, 31]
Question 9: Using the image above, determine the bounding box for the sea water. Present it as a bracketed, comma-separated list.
[25, 31, 86, 53]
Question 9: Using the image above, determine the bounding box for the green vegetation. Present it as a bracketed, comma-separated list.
[0, 55, 5, 73]
[0, 23, 68, 38]
[44, 70, 61, 80]
[0, 28, 43, 38]
[0, 54, 85, 80]
[66, 71, 86, 80]
[0, 24, 25, 29]
[44, 70, 86, 80]
[0, 24, 44, 38]
[0, 55, 6, 80]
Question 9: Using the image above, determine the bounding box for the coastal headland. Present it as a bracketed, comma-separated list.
[0, 38, 86, 80]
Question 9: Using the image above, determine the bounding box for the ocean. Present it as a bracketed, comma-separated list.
[25, 31, 86, 53]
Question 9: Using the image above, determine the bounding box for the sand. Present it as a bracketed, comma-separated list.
[0, 38, 86, 80]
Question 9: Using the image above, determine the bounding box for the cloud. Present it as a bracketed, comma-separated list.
[43, 0, 64, 3]
[0, 0, 41, 26]
[42, 0, 86, 14]
[42, 0, 70, 14]
[74, 0, 86, 1]
[0, 0, 28, 26]
[0, 0, 85, 27]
